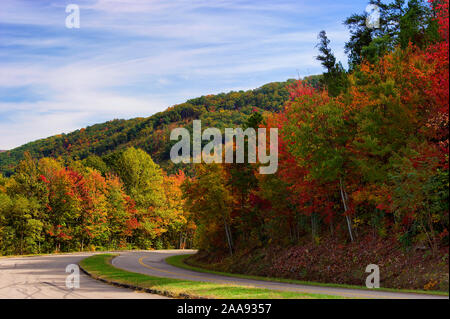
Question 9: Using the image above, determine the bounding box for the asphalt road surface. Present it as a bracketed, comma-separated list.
[113, 250, 448, 299]
[0, 250, 448, 299]
[0, 253, 166, 299]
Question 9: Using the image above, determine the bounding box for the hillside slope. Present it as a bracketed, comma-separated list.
[0, 77, 320, 176]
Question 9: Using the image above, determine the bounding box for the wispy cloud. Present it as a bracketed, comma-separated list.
[0, 0, 367, 149]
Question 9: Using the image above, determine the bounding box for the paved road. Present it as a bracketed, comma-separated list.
[113, 250, 448, 299]
[1, 250, 447, 299]
[0, 253, 166, 299]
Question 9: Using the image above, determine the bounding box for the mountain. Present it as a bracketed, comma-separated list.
[0, 76, 322, 176]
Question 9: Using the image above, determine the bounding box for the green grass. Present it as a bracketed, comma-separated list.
[166, 254, 449, 297]
[79, 254, 343, 299]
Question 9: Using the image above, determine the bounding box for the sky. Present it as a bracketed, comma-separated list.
[0, 0, 369, 150]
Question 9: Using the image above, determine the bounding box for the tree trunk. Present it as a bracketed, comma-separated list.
[223, 218, 233, 256]
[20, 231, 24, 255]
[340, 178, 354, 242]
[311, 213, 317, 242]
[330, 219, 334, 236]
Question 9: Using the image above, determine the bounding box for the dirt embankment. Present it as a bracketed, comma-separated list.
[188, 237, 449, 292]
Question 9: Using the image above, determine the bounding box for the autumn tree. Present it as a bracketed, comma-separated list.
[183, 164, 234, 255]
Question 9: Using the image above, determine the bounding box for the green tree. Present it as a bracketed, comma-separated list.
[82, 155, 109, 176]
[0, 195, 44, 255]
[316, 30, 349, 96]
[344, 0, 437, 68]
[113, 147, 165, 209]
[111, 147, 166, 248]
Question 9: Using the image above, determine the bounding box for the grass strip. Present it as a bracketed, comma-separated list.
[165, 254, 449, 297]
[79, 254, 343, 299]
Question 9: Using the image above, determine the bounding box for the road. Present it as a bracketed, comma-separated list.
[0, 250, 447, 299]
[112, 250, 448, 299]
[0, 253, 166, 299]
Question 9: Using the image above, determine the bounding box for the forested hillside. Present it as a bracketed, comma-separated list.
[0, 77, 321, 177]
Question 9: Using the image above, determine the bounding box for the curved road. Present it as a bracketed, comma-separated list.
[113, 250, 447, 299]
[0, 252, 166, 299]
[0, 250, 447, 299]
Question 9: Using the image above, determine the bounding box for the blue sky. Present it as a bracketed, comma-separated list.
[0, 0, 369, 150]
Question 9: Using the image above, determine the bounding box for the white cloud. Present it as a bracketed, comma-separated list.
[0, 0, 353, 149]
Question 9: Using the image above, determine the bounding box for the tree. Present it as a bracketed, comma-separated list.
[105, 174, 136, 248]
[161, 171, 195, 249]
[0, 196, 43, 255]
[282, 85, 357, 241]
[0, 153, 49, 254]
[224, 112, 261, 241]
[316, 31, 349, 97]
[344, 0, 437, 68]
[82, 155, 109, 176]
[110, 147, 166, 248]
[183, 164, 234, 255]
[112, 147, 165, 209]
